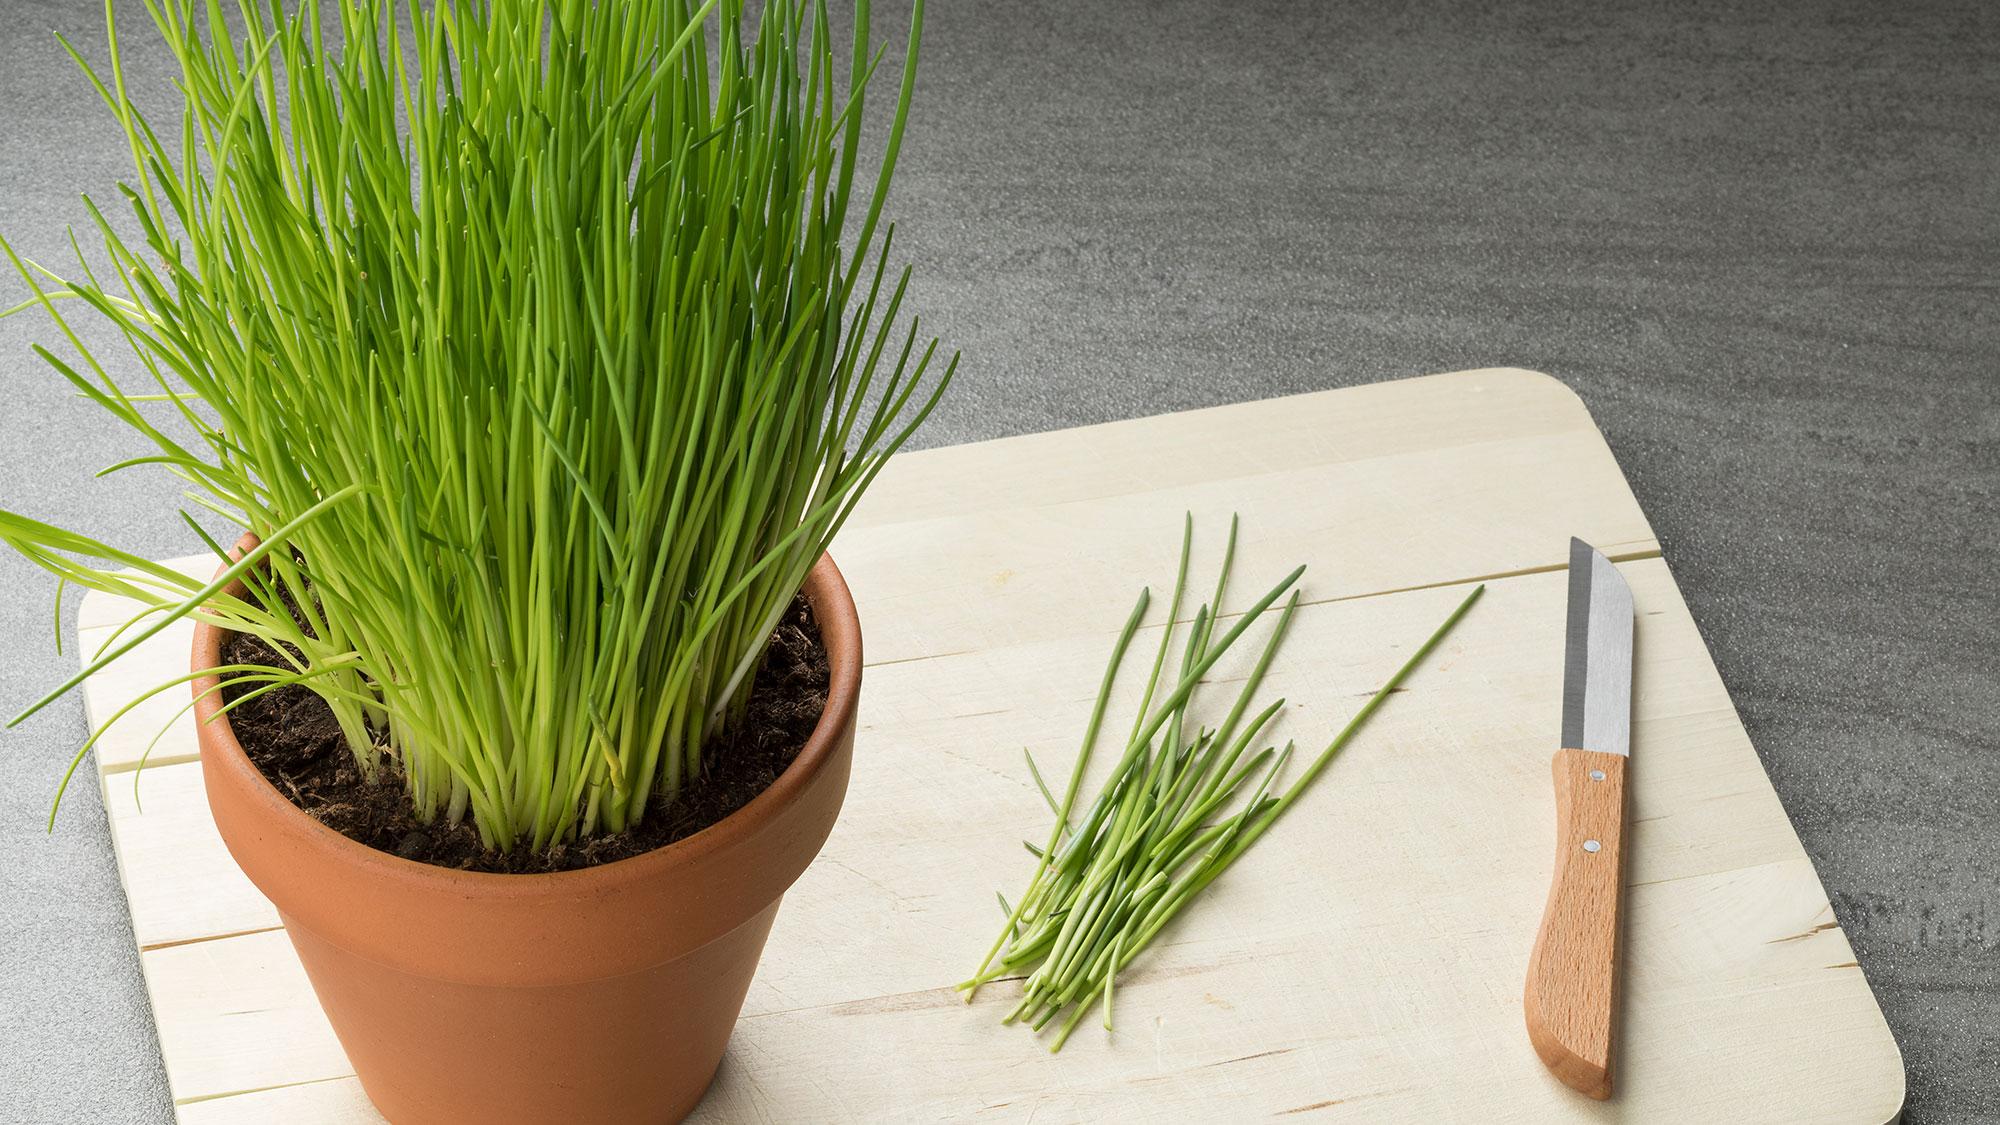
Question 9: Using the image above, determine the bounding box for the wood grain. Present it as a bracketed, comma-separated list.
[1525, 748, 1630, 1100]
[96, 758, 280, 950]
[72, 369, 1904, 1123]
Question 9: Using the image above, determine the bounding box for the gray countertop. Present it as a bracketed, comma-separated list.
[2, 0, 1994, 1121]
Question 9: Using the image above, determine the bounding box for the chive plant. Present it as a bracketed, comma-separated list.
[960, 517, 1482, 1050]
[0, 0, 953, 853]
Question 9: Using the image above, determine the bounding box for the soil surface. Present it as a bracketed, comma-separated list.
[219, 595, 830, 874]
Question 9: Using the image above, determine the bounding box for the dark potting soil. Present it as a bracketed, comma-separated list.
[218, 596, 830, 874]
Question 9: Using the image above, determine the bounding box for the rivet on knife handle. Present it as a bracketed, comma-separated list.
[1524, 747, 1629, 1099]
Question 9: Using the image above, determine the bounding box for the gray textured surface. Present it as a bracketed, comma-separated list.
[2, 0, 1995, 1121]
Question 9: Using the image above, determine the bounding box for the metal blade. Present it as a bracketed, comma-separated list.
[1560, 538, 1634, 756]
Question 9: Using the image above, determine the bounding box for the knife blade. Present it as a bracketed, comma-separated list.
[1525, 537, 1635, 1100]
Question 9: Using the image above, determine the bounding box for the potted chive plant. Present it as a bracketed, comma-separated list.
[0, 0, 951, 1120]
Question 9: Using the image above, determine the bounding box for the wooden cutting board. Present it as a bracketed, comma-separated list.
[74, 368, 1904, 1123]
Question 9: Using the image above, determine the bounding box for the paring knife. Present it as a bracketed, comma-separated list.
[1525, 537, 1635, 1101]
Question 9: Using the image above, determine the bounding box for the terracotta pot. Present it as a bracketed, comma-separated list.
[192, 540, 860, 1125]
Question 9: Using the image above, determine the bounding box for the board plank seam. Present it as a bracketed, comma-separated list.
[1320, 545, 1662, 607]
[104, 752, 202, 777]
[141, 926, 284, 954]
[177, 1073, 356, 1107]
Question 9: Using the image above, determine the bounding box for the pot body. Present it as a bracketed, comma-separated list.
[193, 544, 860, 1125]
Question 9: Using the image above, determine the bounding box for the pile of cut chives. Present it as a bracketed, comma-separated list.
[957, 515, 1483, 1050]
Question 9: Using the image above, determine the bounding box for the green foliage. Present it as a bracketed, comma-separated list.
[959, 517, 1481, 1048]
[0, 0, 953, 853]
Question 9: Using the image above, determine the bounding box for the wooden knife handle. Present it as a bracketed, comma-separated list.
[1524, 747, 1630, 1100]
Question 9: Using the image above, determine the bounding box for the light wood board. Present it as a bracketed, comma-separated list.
[75, 368, 1904, 1123]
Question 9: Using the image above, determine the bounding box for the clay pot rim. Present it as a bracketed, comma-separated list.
[190, 543, 862, 898]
